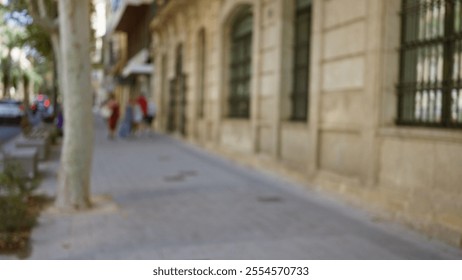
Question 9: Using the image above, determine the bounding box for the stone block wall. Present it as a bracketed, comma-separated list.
[150, 0, 462, 247]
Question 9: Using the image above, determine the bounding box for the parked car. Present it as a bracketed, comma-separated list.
[0, 99, 25, 125]
[31, 94, 54, 122]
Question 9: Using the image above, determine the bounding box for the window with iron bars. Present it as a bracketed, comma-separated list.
[291, 0, 312, 122]
[197, 29, 206, 119]
[398, 0, 462, 128]
[229, 7, 253, 119]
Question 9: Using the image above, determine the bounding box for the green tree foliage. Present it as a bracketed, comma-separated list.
[1, 1, 52, 98]
[0, 12, 26, 97]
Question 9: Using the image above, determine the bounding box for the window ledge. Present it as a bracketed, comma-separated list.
[223, 118, 251, 124]
[379, 126, 462, 143]
[281, 120, 309, 130]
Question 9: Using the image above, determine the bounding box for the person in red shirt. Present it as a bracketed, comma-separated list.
[136, 93, 149, 135]
[106, 93, 120, 139]
[137, 93, 148, 118]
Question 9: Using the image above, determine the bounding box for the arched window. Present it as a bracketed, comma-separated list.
[197, 29, 206, 119]
[229, 6, 253, 118]
[168, 44, 187, 135]
[291, 0, 312, 121]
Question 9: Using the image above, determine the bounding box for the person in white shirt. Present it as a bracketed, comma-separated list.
[143, 100, 156, 136]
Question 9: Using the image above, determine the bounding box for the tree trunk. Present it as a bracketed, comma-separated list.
[21, 74, 31, 134]
[51, 33, 64, 102]
[2, 49, 12, 98]
[1, 71, 9, 98]
[23, 74, 30, 108]
[56, 0, 94, 210]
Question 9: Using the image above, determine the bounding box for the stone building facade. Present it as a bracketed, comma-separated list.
[149, 0, 462, 247]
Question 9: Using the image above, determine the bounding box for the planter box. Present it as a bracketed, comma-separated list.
[3, 147, 38, 179]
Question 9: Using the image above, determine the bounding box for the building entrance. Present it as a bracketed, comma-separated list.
[167, 44, 187, 136]
[168, 74, 187, 136]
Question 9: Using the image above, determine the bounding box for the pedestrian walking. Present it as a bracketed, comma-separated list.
[56, 103, 64, 137]
[118, 98, 134, 138]
[144, 99, 156, 136]
[104, 93, 119, 139]
[132, 100, 143, 136]
[136, 93, 148, 118]
[136, 93, 149, 135]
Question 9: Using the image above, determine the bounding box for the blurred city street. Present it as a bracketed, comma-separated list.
[6, 116, 458, 260]
[2, 0, 462, 265]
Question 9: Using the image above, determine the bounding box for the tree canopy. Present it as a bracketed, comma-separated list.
[1, 1, 53, 97]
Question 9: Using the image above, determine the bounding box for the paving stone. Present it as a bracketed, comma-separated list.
[3, 117, 460, 260]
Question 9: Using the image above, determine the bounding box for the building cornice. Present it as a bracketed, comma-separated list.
[149, 0, 190, 32]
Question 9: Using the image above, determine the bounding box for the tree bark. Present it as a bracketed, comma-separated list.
[51, 33, 64, 102]
[2, 49, 12, 98]
[21, 74, 31, 134]
[56, 0, 94, 210]
[23, 74, 30, 108]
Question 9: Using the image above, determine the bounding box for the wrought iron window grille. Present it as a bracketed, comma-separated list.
[291, 1, 312, 122]
[228, 7, 253, 119]
[398, 0, 462, 128]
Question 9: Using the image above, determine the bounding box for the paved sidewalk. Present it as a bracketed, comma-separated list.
[4, 117, 462, 259]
